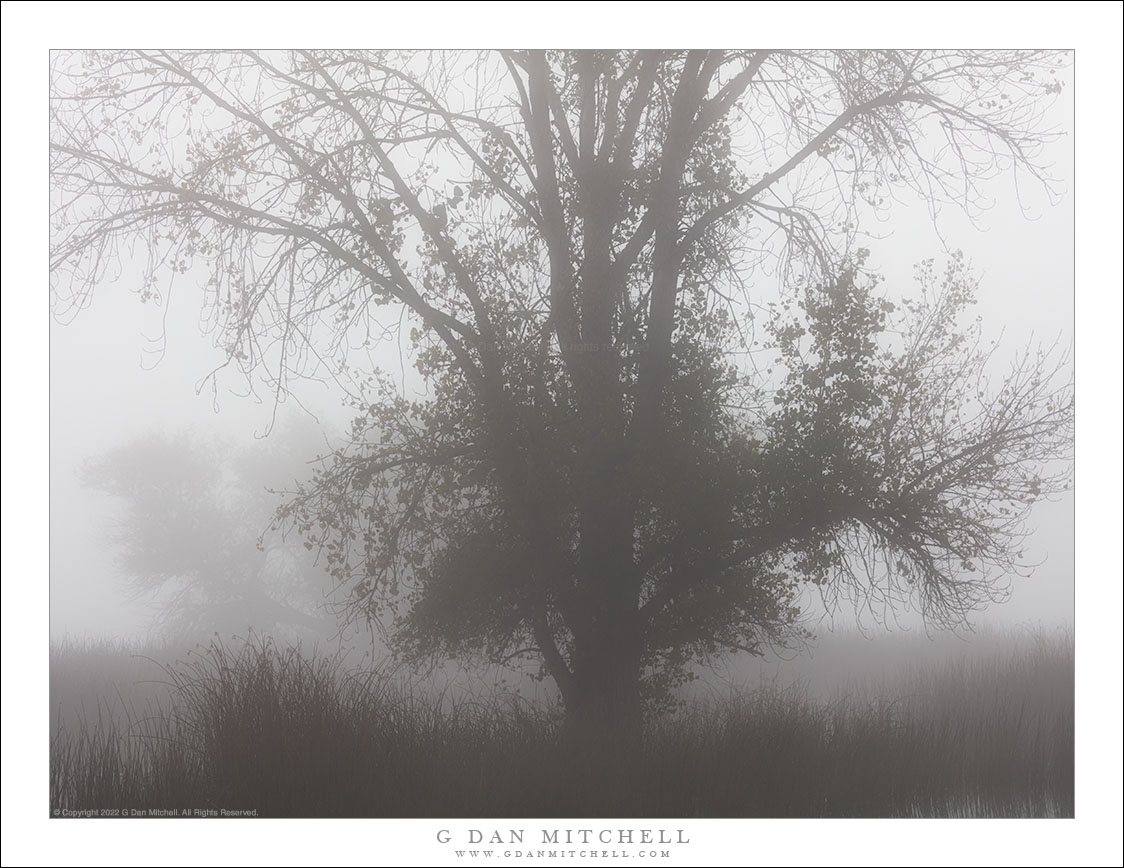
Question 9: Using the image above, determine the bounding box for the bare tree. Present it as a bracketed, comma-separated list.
[51, 50, 1073, 736]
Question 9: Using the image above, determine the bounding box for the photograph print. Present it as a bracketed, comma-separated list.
[48, 48, 1075, 825]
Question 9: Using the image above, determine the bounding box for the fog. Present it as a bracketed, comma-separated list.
[47, 84, 1075, 648]
[40, 65, 1082, 828]
[9, 34, 1118, 865]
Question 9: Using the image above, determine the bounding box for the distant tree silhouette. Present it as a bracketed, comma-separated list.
[52, 50, 1073, 736]
[82, 422, 337, 642]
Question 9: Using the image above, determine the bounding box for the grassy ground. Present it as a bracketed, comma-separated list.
[49, 628, 1073, 818]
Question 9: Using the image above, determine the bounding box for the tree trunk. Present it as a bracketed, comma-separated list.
[567, 482, 643, 745]
[560, 614, 644, 813]
[568, 634, 642, 736]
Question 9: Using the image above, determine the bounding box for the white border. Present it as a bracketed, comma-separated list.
[6, 4, 1121, 866]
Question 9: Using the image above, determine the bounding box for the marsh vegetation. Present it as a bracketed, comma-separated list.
[50, 626, 1073, 818]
